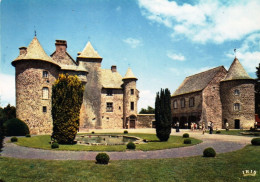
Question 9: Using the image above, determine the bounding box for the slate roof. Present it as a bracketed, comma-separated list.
[12, 37, 60, 67]
[60, 65, 88, 72]
[101, 69, 123, 89]
[123, 68, 138, 80]
[172, 66, 226, 96]
[77, 42, 102, 59]
[222, 58, 253, 81]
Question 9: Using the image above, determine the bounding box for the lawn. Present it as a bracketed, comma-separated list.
[0, 145, 259, 182]
[13, 133, 202, 151]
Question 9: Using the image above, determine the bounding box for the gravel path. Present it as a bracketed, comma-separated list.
[1, 129, 252, 160]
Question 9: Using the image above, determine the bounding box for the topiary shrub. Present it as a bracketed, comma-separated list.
[11, 137, 18, 142]
[203, 147, 216, 157]
[51, 142, 59, 149]
[126, 142, 136, 150]
[216, 130, 221, 134]
[96, 153, 110, 164]
[253, 133, 260, 136]
[183, 133, 189, 138]
[26, 134, 31, 137]
[124, 130, 128, 134]
[251, 138, 260, 145]
[4, 118, 29, 136]
[91, 131, 95, 134]
[184, 139, 191, 144]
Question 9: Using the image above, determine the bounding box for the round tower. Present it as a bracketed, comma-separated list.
[12, 36, 60, 134]
[123, 68, 139, 129]
[220, 58, 255, 129]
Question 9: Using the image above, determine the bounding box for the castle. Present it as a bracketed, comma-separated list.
[12, 36, 140, 134]
[171, 58, 255, 129]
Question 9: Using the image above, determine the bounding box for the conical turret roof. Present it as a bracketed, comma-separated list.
[12, 36, 60, 67]
[123, 68, 138, 80]
[223, 58, 252, 81]
[77, 41, 102, 59]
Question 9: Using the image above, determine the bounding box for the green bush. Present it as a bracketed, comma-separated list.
[51, 142, 59, 149]
[4, 118, 29, 136]
[203, 147, 216, 157]
[96, 153, 110, 164]
[26, 134, 31, 137]
[216, 130, 221, 134]
[11, 137, 18, 142]
[126, 142, 136, 150]
[91, 131, 95, 134]
[251, 138, 260, 145]
[184, 139, 191, 144]
[183, 133, 189, 138]
[0, 120, 5, 153]
[253, 133, 260, 136]
[124, 130, 128, 134]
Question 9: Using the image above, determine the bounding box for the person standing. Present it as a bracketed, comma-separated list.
[202, 123, 205, 135]
[226, 122, 229, 131]
[210, 121, 214, 134]
[176, 122, 180, 132]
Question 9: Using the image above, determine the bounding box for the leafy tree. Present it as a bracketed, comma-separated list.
[255, 63, 260, 116]
[51, 74, 84, 144]
[139, 106, 155, 114]
[155, 88, 172, 141]
[0, 104, 16, 124]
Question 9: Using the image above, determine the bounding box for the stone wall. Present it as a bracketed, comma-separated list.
[15, 60, 59, 134]
[137, 114, 155, 128]
[220, 80, 255, 129]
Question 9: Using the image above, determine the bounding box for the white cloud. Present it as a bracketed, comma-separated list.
[0, 73, 15, 107]
[138, 90, 156, 111]
[167, 52, 185, 61]
[138, 0, 260, 44]
[226, 33, 260, 73]
[123, 38, 142, 48]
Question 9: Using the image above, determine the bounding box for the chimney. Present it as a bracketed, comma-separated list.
[55, 40, 67, 52]
[19, 47, 27, 55]
[111, 65, 117, 72]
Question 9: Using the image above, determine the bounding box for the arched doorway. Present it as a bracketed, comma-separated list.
[129, 115, 136, 128]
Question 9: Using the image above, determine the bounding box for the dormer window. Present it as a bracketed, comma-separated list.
[43, 71, 48, 78]
[234, 89, 240, 96]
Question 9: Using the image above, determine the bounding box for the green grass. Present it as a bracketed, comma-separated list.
[0, 145, 259, 182]
[14, 133, 201, 151]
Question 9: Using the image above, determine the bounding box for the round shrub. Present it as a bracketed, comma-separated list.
[216, 130, 221, 134]
[251, 138, 260, 145]
[96, 153, 110, 164]
[4, 118, 29, 136]
[253, 133, 260, 136]
[184, 139, 191, 144]
[91, 131, 95, 134]
[11, 137, 18, 142]
[127, 142, 136, 150]
[124, 130, 128, 134]
[203, 147, 216, 157]
[183, 133, 189, 138]
[51, 142, 59, 149]
[26, 134, 31, 137]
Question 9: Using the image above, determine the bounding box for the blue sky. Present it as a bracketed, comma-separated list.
[1, 0, 260, 109]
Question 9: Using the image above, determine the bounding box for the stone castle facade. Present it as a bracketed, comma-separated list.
[171, 58, 255, 129]
[12, 37, 139, 134]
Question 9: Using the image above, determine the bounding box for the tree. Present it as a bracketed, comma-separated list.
[256, 63, 260, 116]
[139, 106, 155, 114]
[155, 88, 172, 141]
[0, 119, 4, 153]
[51, 74, 84, 144]
[0, 104, 16, 124]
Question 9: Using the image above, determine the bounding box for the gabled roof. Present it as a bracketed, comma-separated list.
[51, 51, 77, 65]
[12, 37, 60, 67]
[123, 68, 138, 80]
[77, 41, 102, 59]
[222, 58, 253, 81]
[172, 66, 226, 96]
[101, 69, 123, 89]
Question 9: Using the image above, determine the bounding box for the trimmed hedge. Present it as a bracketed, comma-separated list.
[96, 153, 110, 164]
[4, 118, 29, 136]
[216, 131, 221, 134]
[203, 147, 216, 157]
[11, 137, 18, 142]
[183, 133, 189, 138]
[126, 142, 136, 150]
[251, 138, 260, 145]
[26, 134, 31, 137]
[184, 139, 191, 144]
[51, 142, 59, 149]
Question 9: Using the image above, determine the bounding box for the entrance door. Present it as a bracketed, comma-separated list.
[235, 119, 240, 129]
[130, 120, 135, 128]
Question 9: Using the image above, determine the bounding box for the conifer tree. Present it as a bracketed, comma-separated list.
[51, 74, 84, 144]
[0, 120, 4, 153]
[155, 88, 172, 141]
[256, 63, 260, 116]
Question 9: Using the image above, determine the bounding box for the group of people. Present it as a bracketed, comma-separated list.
[174, 121, 215, 134]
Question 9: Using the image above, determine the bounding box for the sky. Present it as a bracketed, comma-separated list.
[1, 0, 260, 110]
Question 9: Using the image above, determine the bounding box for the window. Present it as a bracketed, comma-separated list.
[181, 98, 185, 108]
[131, 89, 134, 95]
[131, 102, 134, 110]
[234, 103, 240, 111]
[234, 89, 240, 96]
[106, 102, 113, 112]
[43, 71, 48, 78]
[43, 106, 47, 113]
[173, 100, 178, 109]
[107, 89, 113, 96]
[189, 97, 194, 107]
[42, 87, 49, 99]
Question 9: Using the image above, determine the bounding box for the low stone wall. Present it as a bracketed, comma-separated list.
[136, 114, 155, 128]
